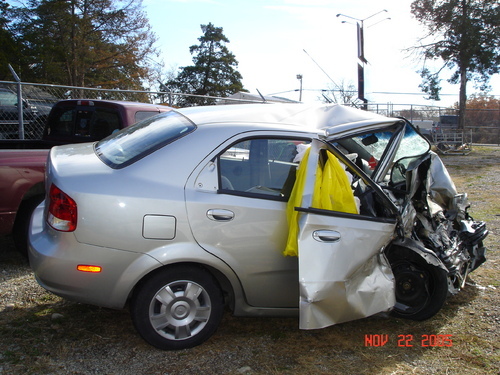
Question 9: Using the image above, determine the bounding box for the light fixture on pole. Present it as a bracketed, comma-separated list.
[296, 74, 303, 101]
[336, 10, 390, 109]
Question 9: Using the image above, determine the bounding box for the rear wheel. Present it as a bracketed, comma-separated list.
[388, 251, 448, 321]
[131, 265, 224, 350]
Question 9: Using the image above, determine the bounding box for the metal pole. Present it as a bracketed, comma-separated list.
[337, 11, 389, 110]
[8, 64, 24, 139]
[296, 74, 303, 101]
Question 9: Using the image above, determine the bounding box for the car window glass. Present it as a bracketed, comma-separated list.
[334, 128, 398, 177]
[218, 138, 308, 199]
[73, 108, 95, 137]
[333, 123, 428, 178]
[0, 91, 18, 106]
[394, 123, 429, 161]
[90, 110, 120, 139]
[390, 124, 430, 185]
[135, 111, 161, 122]
[47, 107, 120, 140]
[95, 110, 196, 169]
[47, 108, 74, 136]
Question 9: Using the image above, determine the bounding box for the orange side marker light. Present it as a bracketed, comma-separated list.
[77, 265, 102, 273]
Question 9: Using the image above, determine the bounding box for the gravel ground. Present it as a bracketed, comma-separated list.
[0, 146, 499, 375]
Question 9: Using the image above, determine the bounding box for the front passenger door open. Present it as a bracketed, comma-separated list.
[295, 138, 399, 329]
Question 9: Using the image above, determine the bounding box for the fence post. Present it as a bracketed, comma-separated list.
[168, 90, 173, 107]
[8, 65, 25, 139]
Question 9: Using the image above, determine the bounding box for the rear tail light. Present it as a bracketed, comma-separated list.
[47, 184, 77, 232]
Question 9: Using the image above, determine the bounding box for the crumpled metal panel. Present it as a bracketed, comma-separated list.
[427, 152, 458, 208]
[298, 212, 396, 329]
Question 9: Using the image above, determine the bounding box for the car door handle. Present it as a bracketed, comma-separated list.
[207, 209, 235, 221]
[312, 230, 341, 243]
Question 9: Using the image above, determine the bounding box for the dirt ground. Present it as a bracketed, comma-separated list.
[0, 146, 498, 375]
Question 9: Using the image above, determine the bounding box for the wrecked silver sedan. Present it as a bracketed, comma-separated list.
[29, 103, 487, 350]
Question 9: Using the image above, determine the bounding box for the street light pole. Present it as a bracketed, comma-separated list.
[336, 10, 390, 109]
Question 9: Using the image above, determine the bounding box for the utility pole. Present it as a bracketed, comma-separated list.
[336, 10, 390, 110]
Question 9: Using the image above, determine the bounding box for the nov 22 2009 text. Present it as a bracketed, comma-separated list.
[364, 334, 453, 347]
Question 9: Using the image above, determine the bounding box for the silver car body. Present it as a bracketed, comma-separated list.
[29, 103, 487, 346]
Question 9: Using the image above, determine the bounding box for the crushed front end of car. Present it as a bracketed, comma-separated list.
[295, 118, 488, 327]
[398, 152, 487, 290]
[381, 149, 488, 320]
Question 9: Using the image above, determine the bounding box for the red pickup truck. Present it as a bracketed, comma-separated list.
[0, 99, 171, 254]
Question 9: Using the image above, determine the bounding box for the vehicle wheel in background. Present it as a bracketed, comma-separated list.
[130, 265, 224, 350]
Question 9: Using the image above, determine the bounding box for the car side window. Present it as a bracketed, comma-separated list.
[0, 90, 18, 105]
[218, 138, 308, 199]
[90, 109, 120, 139]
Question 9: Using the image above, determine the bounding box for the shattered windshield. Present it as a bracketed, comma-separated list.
[332, 122, 429, 181]
[394, 123, 429, 160]
[333, 126, 398, 177]
[390, 124, 430, 184]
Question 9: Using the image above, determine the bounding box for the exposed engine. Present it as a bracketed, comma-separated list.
[404, 152, 488, 294]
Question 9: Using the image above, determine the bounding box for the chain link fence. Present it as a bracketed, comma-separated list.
[1, 80, 499, 144]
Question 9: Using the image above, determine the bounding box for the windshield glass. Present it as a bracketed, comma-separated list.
[394, 123, 429, 160]
[95, 111, 196, 168]
[332, 122, 429, 179]
[390, 124, 430, 184]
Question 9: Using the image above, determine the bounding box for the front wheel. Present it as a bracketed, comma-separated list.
[130, 265, 224, 350]
[388, 251, 448, 321]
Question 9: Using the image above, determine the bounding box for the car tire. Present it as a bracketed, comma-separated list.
[388, 251, 448, 321]
[13, 195, 44, 257]
[130, 265, 224, 350]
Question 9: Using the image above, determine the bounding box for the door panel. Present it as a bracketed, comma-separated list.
[297, 209, 396, 329]
[185, 137, 308, 308]
[185, 185, 298, 307]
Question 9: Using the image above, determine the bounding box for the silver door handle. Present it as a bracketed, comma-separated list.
[207, 209, 235, 221]
[312, 230, 341, 243]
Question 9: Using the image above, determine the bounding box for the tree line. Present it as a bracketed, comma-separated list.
[1, 0, 498, 116]
[0, 0, 245, 101]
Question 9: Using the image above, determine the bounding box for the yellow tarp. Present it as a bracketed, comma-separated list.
[284, 148, 358, 257]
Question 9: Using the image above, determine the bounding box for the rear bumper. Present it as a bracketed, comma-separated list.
[28, 203, 162, 309]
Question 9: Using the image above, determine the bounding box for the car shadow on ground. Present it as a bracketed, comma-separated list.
[0, 233, 485, 374]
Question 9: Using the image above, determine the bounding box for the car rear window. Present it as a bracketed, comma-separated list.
[46, 106, 121, 140]
[95, 111, 196, 168]
[135, 110, 163, 122]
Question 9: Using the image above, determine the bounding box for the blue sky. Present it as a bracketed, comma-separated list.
[143, 0, 500, 107]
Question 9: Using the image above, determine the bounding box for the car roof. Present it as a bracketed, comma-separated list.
[176, 103, 401, 136]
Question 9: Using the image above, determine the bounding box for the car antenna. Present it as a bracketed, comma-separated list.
[303, 49, 342, 92]
[303, 49, 357, 107]
[256, 89, 267, 103]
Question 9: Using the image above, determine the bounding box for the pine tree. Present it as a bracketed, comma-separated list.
[0, 0, 21, 80]
[167, 23, 246, 106]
